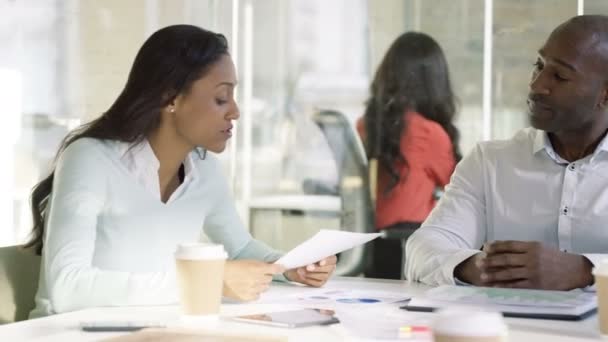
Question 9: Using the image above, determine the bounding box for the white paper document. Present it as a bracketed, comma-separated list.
[260, 287, 410, 308]
[274, 229, 381, 269]
[291, 288, 410, 306]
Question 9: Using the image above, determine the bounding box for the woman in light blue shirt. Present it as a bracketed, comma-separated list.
[26, 25, 336, 316]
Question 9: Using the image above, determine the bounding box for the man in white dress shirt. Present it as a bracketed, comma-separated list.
[405, 15, 608, 290]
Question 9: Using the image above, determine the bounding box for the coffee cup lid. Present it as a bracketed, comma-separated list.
[432, 306, 507, 337]
[175, 243, 227, 260]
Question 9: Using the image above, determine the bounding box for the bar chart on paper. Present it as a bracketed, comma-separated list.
[404, 285, 597, 320]
[425, 286, 593, 308]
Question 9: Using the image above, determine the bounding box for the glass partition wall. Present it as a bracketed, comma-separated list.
[2, 1, 607, 276]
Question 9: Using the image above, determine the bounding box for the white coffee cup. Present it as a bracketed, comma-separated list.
[175, 243, 227, 317]
[432, 307, 508, 342]
[593, 259, 608, 338]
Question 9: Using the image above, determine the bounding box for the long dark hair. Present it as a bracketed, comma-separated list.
[25, 25, 229, 254]
[363, 32, 461, 193]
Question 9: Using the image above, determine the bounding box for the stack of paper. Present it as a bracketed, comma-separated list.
[403, 285, 597, 321]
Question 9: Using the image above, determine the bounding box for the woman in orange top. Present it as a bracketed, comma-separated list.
[357, 32, 461, 279]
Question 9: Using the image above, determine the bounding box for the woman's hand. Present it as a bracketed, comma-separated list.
[284, 255, 337, 287]
[223, 260, 285, 301]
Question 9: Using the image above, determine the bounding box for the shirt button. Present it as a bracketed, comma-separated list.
[569, 164, 575, 171]
[563, 206, 569, 215]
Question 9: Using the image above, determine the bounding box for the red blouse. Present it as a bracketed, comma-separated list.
[356, 111, 456, 229]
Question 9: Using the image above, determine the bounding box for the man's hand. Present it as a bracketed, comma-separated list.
[464, 241, 593, 290]
[454, 252, 487, 286]
[284, 255, 337, 287]
[223, 260, 285, 301]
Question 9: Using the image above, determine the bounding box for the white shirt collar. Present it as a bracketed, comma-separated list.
[594, 131, 608, 162]
[532, 129, 608, 164]
[118, 140, 197, 176]
[116, 139, 198, 201]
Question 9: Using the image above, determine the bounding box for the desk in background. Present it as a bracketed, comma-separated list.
[249, 195, 341, 252]
[0, 277, 602, 341]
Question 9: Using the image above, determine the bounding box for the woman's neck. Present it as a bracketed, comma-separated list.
[147, 127, 192, 202]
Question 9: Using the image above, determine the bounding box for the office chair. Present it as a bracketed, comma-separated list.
[309, 109, 436, 279]
[307, 109, 375, 276]
[0, 245, 41, 323]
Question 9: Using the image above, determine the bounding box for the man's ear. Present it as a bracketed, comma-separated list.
[599, 83, 608, 109]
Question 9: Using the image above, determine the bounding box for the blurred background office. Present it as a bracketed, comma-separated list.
[1, 0, 606, 276]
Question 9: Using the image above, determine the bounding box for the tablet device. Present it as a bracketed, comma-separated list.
[230, 309, 339, 328]
[400, 303, 597, 321]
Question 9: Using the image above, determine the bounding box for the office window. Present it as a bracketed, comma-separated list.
[231, 0, 369, 251]
[230, 0, 368, 197]
[585, 0, 608, 14]
[0, 0, 65, 246]
[492, 0, 577, 140]
[402, 0, 485, 154]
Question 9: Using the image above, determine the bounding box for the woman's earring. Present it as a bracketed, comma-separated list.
[170, 107, 175, 113]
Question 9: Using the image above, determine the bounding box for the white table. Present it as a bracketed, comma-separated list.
[0, 277, 603, 341]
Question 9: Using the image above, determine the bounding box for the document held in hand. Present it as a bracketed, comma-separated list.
[274, 230, 382, 269]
